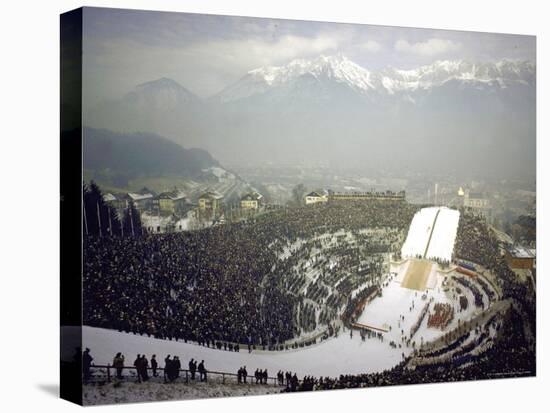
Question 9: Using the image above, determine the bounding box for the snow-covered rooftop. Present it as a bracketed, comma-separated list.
[127, 192, 154, 201]
[102, 193, 118, 202]
[507, 245, 535, 258]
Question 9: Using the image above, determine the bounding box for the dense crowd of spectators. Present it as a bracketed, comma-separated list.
[299, 306, 534, 391]
[427, 303, 453, 330]
[453, 276, 484, 308]
[453, 210, 535, 336]
[80, 300, 533, 392]
[84, 202, 418, 348]
[79, 208, 536, 395]
[454, 211, 500, 270]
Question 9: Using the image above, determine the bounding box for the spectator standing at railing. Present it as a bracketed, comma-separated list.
[141, 355, 149, 382]
[173, 356, 181, 380]
[163, 355, 171, 382]
[151, 354, 158, 377]
[237, 367, 243, 383]
[262, 369, 268, 384]
[242, 366, 248, 383]
[291, 373, 299, 391]
[82, 348, 93, 383]
[189, 358, 196, 380]
[133, 354, 144, 383]
[165, 357, 177, 382]
[198, 360, 207, 382]
[113, 352, 125, 380]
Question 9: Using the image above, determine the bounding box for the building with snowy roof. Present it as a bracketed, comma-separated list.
[463, 191, 492, 218]
[102, 192, 127, 211]
[157, 190, 192, 215]
[126, 190, 155, 211]
[304, 190, 328, 205]
[240, 192, 263, 210]
[198, 191, 224, 213]
[505, 245, 536, 270]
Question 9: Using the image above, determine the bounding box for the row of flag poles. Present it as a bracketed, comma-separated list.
[83, 202, 136, 237]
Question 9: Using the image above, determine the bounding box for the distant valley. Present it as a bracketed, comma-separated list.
[85, 55, 536, 180]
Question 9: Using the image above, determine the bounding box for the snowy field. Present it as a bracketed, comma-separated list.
[401, 207, 460, 262]
[65, 266, 484, 383]
[70, 205, 476, 401]
[357, 261, 481, 346]
[61, 325, 407, 379]
[83, 380, 280, 405]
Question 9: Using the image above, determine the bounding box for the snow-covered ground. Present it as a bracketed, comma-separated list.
[72, 205, 483, 404]
[83, 380, 280, 405]
[401, 207, 460, 262]
[357, 261, 481, 346]
[425, 208, 460, 262]
[202, 166, 235, 181]
[66, 265, 485, 390]
[141, 211, 198, 233]
[401, 207, 438, 259]
[62, 325, 407, 379]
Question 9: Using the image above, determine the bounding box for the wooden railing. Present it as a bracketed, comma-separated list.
[86, 364, 284, 387]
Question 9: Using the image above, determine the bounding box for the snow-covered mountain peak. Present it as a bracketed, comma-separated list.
[215, 56, 534, 103]
[249, 54, 372, 87]
[218, 54, 375, 102]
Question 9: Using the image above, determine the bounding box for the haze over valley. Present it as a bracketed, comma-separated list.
[86, 55, 535, 181]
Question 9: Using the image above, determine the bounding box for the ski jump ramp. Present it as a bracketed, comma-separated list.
[401, 206, 460, 262]
[401, 259, 433, 291]
[398, 206, 460, 291]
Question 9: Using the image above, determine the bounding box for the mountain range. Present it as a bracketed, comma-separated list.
[85, 55, 536, 179]
[83, 127, 219, 186]
[215, 55, 535, 102]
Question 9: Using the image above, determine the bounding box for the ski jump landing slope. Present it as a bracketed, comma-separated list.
[401, 207, 460, 262]
[61, 326, 410, 379]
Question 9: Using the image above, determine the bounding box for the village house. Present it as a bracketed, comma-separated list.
[102, 192, 126, 211]
[240, 191, 263, 210]
[157, 189, 192, 215]
[198, 191, 224, 215]
[505, 245, 536, 270]
[304, 190, 329, 205]
[126, 190, 155, 211]
[463, 191, 492, 218]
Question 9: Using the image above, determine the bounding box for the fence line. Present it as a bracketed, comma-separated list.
[87, 364, 284, 387]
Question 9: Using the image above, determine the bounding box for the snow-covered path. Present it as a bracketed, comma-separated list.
[62, 326, 407, 378]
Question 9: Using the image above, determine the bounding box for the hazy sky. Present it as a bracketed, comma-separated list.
[82, 7, 535, 106]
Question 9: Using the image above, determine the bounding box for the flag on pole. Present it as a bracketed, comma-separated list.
[108, 206, 112, 235]
[97, 202, 102, 237]
[129, 204, 135, 236]
[83, 203, 88, 236]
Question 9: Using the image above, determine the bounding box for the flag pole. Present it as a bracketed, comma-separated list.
[129, 203, 135, 236]
[97, 202, 102, 237]
[108, 206, 112, 236]
[83, 203, 88, 236]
